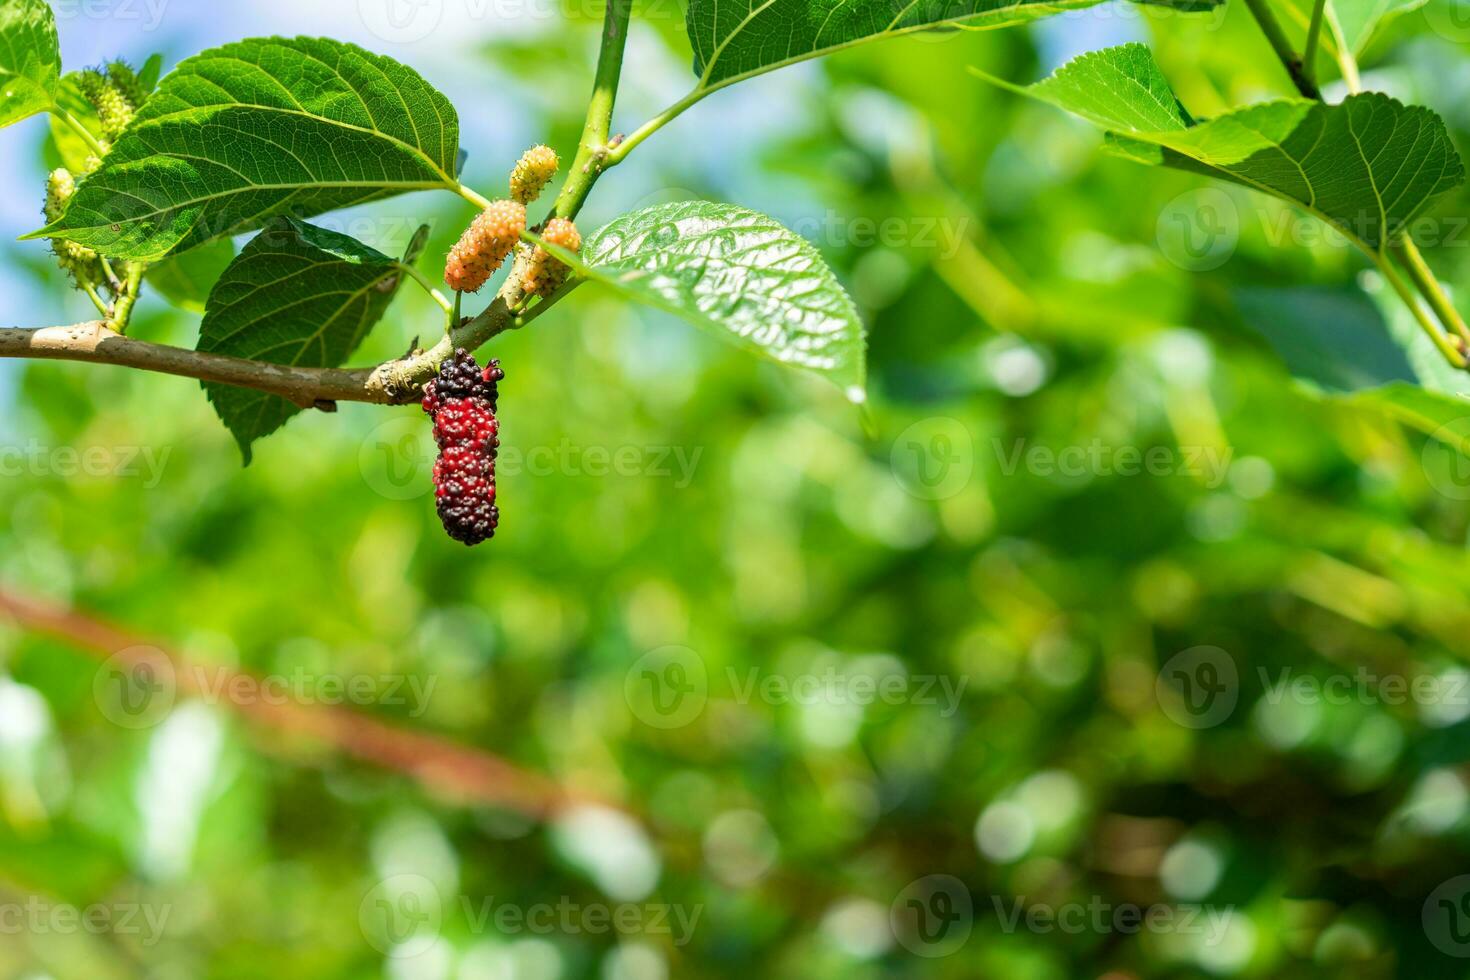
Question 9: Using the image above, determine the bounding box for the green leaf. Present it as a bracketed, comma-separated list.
[0, 0, 59, 128]
[975, 44, 1465, 251]
[1348, 383, 1470, 454]
[685, 0, 1106, 94]
[32, 36, 460, 261]
[1131, 0, 1225, 9]
[1234, 286, 1415, 393]
[1235, 284, 1470, 454]
[146, 238, 237, 314]
[197, 216, 412, 463]
[1282, 0, 1427, 57]
[554, 202, 866, 401]
[138, 53, 164, 93]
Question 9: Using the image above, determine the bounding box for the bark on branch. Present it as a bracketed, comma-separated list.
[0, 280, 575, 407]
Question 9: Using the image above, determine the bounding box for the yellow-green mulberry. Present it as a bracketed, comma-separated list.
[509, 145, 559, 205]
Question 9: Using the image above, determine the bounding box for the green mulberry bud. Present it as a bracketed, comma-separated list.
[509, 145, 559, 205]
[78, 68, 134, 142]
[105, 60, 147, 109]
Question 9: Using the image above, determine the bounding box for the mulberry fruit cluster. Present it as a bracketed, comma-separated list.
[509, 145, 559, 205]
[423, 349, 505, 545]
[77, 62, 143, 143]
[44, 168, 104, 287]
[444, 200, 526, 293]
[521, 217, 582, 298]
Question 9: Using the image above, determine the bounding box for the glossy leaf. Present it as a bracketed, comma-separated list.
[977, 43, 1465, 251]
[33, 36, 459, 261]
[685, 0, 1105, 93]
[0, 0, 59, 128]
[197, 217, 421, 462]
[555, 202, 866, 400]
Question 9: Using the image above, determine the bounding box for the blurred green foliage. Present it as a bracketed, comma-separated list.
[3, 4, 1470, 979]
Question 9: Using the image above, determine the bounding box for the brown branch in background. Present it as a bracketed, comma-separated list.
[0, 588, 608, 820]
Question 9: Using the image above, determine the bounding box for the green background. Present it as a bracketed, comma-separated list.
[3, 1, 1470, 977]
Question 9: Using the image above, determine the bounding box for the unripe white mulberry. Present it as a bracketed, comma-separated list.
[519, 217, 581, 298]
[509, 145, 559, 204]
[444, 200, 526, 293]
[44, 168, 103, 286]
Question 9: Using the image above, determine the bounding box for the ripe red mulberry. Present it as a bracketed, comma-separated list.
[422, 349, 505, 545]
[444, 200, 526, 293]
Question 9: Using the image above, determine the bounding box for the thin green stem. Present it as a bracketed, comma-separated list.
[109, 264, 144, 333]
[507, 281, 582, 333]
[457, 183, 494, 211]
[1328, 17, 1363, 91]
[398, 262, 453, 314]
[50, 107, 107, 159]
[1375, 254, 1465, 367]
[1303, 0, 1327, 89]
[1242, 0, 1322, 99]
[551, 0, 633, 220]
[1395, 239, 1470, 347]
[80, 280, 109, 318]
[604, 86, 706, 167]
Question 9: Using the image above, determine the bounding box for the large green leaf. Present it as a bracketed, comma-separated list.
[686, 0, 1105, 94]
[0, 0, 59, 128]
[33, 36, 459, 261]
[547, 202, 866, 401]
[147, 238, 237, 314]
[197, 217, 424, 462]
[976, 44, 1465, 251]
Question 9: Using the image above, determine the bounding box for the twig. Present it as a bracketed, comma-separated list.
[1242, 0, 1322, 99]
[0, 281, 560, 407]
[1303, 0, 1327, 90]
[0, 588, 610, 819]
[552, 0, 633, 218]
